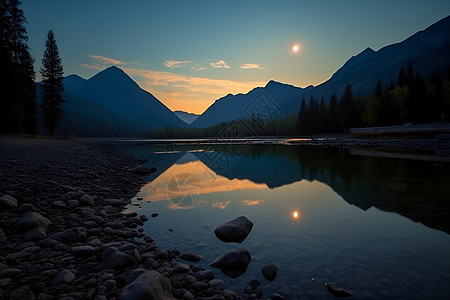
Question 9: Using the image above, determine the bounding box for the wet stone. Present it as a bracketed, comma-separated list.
[262, 264, 278, 281]
[325, 282, 352, 297]
[214, 216, 253, 243]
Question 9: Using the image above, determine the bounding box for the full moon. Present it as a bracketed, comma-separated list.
[292, 44, 300, 53]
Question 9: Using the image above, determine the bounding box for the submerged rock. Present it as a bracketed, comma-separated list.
[121, 270, 175, 300]
[270, 293, 286, 300]
[325, 282, 352, 297]
[210, 248, 251, 278]
[262, 263, 278, 281]
[214, 216, 253, 243]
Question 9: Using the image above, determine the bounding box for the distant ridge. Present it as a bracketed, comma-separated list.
[174, 111, 199, 124]
[192, 14, 450, 128]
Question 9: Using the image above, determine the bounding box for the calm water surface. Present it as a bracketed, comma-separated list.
[121, 143, 450, 299]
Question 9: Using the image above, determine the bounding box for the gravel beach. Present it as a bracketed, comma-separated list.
[0, 137, 240, 300]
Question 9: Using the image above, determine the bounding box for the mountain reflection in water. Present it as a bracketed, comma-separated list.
[134, 144, 450, 235]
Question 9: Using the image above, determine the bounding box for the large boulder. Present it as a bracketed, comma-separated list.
[214, 216, 253, 243]
[210, 248, 251, 278]
[16, 212, 51, 231]
[121, 270, 175, 300]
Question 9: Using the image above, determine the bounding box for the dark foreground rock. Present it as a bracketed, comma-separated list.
[210, 248, 251, 278]
[214, 216, 253, 243]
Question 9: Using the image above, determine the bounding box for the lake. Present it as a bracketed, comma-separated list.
[120, 141, 450, 299]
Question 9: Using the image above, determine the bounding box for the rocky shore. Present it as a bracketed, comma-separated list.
[0, 137, 246, 300]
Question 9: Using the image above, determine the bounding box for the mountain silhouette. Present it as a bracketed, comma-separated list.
[192, 80, 308, 128]
[193, 15, 450, 128]
[36, 66, 187, 136]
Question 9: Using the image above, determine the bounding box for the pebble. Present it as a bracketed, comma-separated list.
[52, 269, 76, 285]
[0, 194, 18, 208]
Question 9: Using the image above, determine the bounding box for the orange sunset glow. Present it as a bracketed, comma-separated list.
[137, 157, 268, 207]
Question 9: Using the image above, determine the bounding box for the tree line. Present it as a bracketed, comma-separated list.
[297, 64, 450, 135]
[0, 0, 64, 136]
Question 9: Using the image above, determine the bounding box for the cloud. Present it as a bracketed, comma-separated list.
[210, 59, 230, 69]
[164, 60, 191, 68]
[192, 64, 206, 71]
[239, 63, 266, 70]
[88, 55, 124, 65]
[240, 200, 263, 206]
[212, 201, 231, 209]
[80, 63, 105, 71]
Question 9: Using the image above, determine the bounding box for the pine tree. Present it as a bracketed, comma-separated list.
[297, 97, 307, 134]
[40, 30, 65, 136]
[339, 83, 356, 131]
[398, 68, 406, 87]
[0, 0, 36, 134]
[406, 63, 414, 88]
[329, 94, 339, 132]
[375, 79, 383, 98]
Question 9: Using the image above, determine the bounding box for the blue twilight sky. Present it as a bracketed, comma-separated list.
[22, 0, 450, 114]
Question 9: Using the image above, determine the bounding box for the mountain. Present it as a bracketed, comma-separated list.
[36, 66, 187, 136]
[174, 111, 199, 124]
[193, 15, 450, 128]
[192, 80, 309, 128]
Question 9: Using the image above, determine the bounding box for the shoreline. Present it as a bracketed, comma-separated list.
[0, 137, 240, 299]
[86, 133, 450, 162]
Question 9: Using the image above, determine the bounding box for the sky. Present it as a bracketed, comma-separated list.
[22, 0, 450, 115]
